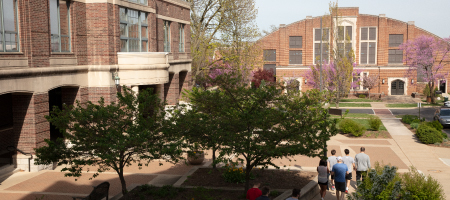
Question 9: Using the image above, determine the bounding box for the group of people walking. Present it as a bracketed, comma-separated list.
[246, 147, 370, 200]
[318, 147, 371, 200]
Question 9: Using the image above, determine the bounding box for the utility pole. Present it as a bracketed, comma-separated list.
[320, 17, 326, 159]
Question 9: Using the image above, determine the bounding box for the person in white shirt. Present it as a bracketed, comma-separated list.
[342, 149, 356, 193]
[317, 159, 329, 200]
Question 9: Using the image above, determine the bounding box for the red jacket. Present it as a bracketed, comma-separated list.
[246, 188, 262, 200]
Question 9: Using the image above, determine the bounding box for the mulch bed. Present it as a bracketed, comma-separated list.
[182, 168, 317, 189]
[120, 185, 247, 200]
[341, 130, 392, 139]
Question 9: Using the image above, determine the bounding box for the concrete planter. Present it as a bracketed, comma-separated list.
[187, 151, 205, 165]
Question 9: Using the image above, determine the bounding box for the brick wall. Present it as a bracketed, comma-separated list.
[260, 7, 450, 96]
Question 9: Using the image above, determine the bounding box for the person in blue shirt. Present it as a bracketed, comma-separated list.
[331, 156, 349, 200]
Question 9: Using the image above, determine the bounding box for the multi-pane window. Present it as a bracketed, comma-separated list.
[337, 26, 352, 58]
[353, 72, 368, 90]
[179, 24, 184, 52]
[263, 64, 276, 81]
[314, 28, 329, 64]
[163, 21, 171, 52]
[289, 50, 302, 64]
[289, 36, 302, 48]
[360, 27, 377, 64]
[0, 0, 19, 52]
[388, 50, 403, 64]
[49, 0, 70, 52]
[263, 49, 276, 61]
[120, 8, 148, 52]
[389, 34, 403, 47]
[125, 0, 147, 5]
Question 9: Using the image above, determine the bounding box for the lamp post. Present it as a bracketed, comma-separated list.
[113, 72, 120, 92]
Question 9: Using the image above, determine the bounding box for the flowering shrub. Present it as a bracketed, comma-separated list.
[222, 163, 254, 183]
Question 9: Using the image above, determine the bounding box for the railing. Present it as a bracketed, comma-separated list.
[7, 146, 33, 172]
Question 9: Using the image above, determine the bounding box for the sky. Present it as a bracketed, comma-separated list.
[255, 0, 450, 38]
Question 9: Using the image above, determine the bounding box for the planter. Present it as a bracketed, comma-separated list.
[427, 96, 432, 103]
[187, 151, 205, 165]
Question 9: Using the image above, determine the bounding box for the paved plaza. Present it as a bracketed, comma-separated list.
[1, 105, 450, 200]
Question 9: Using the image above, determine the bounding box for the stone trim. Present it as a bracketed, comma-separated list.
[156, 14, 190, 25]
[49, 57, 78, 66]
[71, 0, 190, 12]
[0, 57, 28, 68]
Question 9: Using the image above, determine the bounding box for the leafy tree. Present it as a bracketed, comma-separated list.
[251, 68, 275, 88]
[400, 35, 450, 103]
[188, 0, 261, 84]
[173, 66, 338, 193]
[363, 74, 380, 99]
[34, 87, 184, 195]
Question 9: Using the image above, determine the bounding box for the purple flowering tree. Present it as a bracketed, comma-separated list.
[305, 61, 360, 108]
[363, 74, 380, 99]
[400, 35, 450, 103]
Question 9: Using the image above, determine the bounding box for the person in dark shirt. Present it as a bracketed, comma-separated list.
[255, 186, 271, 200]
[247, 182, 262, 200]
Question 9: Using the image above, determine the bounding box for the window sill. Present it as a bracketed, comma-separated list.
[386, 64, 405, 66]
[0, 52, 23, 55]
[51, 52, 74, 55]
[288, 64, 303, 66]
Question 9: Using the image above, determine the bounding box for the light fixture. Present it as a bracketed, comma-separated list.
[382, 79, 385, 84]
[304, 79, 307, 84]
[411, 79, 414, 84]
[113, 72, 120, 87]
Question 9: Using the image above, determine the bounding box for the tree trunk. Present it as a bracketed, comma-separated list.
[244, 164, 251, 196]
[431, 82, 436, 104]
[212, 147, 216, 169]
[119, 171, 127, 195]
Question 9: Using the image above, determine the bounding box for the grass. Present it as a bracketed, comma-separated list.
[337, 118, 387, 131]
[330, 113, 374, 118]
[331, 103, 372, 107]
[386, 103, 417, 108]
[340, 99, 381, 102]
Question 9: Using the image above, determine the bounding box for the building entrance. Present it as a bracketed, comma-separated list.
[391, 80, 405, 95]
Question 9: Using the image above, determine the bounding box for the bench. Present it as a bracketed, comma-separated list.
[72, 182, 110, 200]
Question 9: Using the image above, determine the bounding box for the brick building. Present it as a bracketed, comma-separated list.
[0, 0, 192, 172]
[260, 7, 450, 96]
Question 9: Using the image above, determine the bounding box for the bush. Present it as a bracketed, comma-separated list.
[401, 167, 445, 200]
[410, 123, 419, 129]
[339, 119, 366, 137]
[416, 125, 443, 144]
[222, 163, 254, 183]
[358, 94, 366, 98]
[423, 84, 431, 96]
[348, 163, 402, 200]
[402, 115, 420, 124]
[368, 116, 382, 131]
[423, 121, 443, 132]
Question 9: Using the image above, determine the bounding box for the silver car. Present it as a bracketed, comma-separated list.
[434, 108, 450, 127]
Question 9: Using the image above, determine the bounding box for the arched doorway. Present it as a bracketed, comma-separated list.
[391, 80, 405, 95]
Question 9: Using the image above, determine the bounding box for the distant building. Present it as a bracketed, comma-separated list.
[0, 0, 192, 172]
[259, 7, 449, 96]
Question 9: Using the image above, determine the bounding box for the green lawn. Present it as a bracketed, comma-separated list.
[337, 118, 387, 131]
[330, 113, 374, 118]
[331, 103, 372, 107]
[386, 103, 417, 108]
[340, 99, 381, 102]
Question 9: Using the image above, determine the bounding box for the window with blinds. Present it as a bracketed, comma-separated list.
[360, 27, 377, 64]
[163, 21, 171, 52]
[289, 50, 302, 64]
[289, 36, 302, 48]
[263, 50, 276, 61]
[337, 26, 353, 58]
[388, 49, 403, 64]
[313, 28, 329, 64]
[389, 34, 403, 47]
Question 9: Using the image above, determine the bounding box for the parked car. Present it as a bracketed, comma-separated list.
[434, 107, 450, 127]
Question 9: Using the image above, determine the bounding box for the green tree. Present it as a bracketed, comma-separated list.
[174, 67, 338, 193]
[34, 87, 184, 195]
